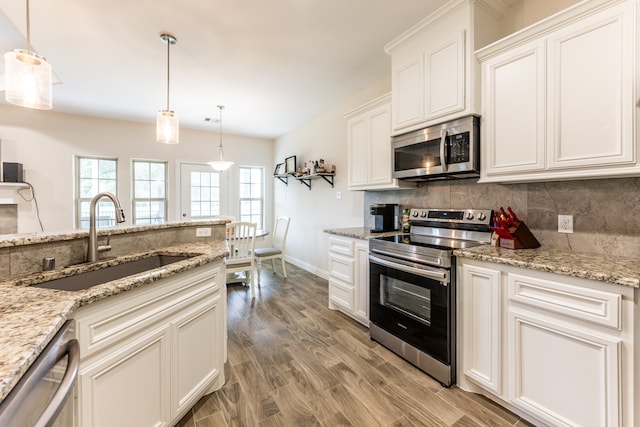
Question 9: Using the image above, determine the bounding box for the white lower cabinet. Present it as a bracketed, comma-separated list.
[328, 236, 369, 326]
[73, 261, 226, 427]
[461, 264, 502, 395]
[458, 259, 634, 427]
[78, 326, 171, 427]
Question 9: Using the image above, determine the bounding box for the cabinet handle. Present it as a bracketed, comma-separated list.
[440, 130, 449, 172]
[369, 254, 448, 283]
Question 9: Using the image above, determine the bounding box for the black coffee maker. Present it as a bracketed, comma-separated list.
[370, 203, 399, 233]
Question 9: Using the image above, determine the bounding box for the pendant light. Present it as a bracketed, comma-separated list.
[156, 33, 179, 144]
[207, 105, 234, 171]
[4, 0, 53, 110]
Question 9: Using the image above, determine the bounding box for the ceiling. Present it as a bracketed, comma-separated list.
[0, 0, 453, 140]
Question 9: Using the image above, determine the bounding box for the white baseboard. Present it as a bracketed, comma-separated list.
[285, 255, 329, 280]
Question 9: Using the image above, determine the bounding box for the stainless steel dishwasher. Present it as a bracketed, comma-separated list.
[0, 320, 79, 427]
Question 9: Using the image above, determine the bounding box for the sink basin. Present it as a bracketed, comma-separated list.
[34, 254, 196, 292]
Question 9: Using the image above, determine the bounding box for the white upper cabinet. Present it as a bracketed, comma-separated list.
[479, 0, 638, 183]
[346, 93, 413, 190]
[385, 0, 505, 135]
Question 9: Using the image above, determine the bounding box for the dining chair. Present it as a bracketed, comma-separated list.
[254, 216, 291, 285]
[225, 221, 257, 298]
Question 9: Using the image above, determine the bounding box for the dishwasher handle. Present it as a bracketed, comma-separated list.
[0, 322, 80, 427]
[34, 338, 80, 427]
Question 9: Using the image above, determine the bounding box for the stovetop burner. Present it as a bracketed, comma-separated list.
[369, 208, 494, 268]
[376, 234, 487, 251]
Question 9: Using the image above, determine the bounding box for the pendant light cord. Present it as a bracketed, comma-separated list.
[166, 38, 171, 111]
[218, 105, 224, 149]
[26, 0, 31, 52]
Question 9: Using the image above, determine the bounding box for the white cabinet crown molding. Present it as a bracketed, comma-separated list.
[385, 0, 507, 53]
[344, 93, 391, 119]
[476, 0, 632, 60]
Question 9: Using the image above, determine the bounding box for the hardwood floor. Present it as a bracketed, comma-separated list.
[176, 264, 535, 427]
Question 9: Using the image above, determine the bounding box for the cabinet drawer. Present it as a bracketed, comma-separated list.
[328, 237, 355, 257]
[328, 255, 354, 284]
[507, 273, 621, 330]
[74, 264, 221, 358]
[329, 279, 355, 311]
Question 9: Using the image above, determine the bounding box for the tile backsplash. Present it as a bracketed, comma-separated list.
[0, 205, 17, 235]
[364, 177, 640, 258]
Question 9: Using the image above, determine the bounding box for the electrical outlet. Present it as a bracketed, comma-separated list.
[196, 227, 212, 237]
[558, 215, 573, 233]
[336, 191, 342, 200]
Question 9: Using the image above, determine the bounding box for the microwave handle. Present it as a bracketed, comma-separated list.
[440, 130, 448, 172]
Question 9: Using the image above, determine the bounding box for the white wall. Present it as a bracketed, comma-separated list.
[273, 77, 391, 277]
[0, 105, 273, 233]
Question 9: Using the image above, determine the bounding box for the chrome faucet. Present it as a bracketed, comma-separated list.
[87, 192, 126, 262]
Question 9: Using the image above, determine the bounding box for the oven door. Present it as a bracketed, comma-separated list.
[369, 253, 452, 364]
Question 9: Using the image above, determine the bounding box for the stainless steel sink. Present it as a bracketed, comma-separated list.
[33, 254, 196, 292]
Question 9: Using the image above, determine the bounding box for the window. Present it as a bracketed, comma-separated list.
[190, 170, 221, 218]
[239, 166, 264, 229]
[75, 156, 118, 229]
[132, 160, 168, 225]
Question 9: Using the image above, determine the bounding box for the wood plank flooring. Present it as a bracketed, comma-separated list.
[176, 264, 535, 427]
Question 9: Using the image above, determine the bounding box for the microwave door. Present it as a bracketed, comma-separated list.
[394, 137, 444, 178]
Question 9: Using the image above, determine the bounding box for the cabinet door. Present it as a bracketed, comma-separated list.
[508, 309, 621, 427]
[353, 242, 369, 326]
[425, 30, 465, 121]
[547, 2, 634, 170]
[328, 253, 355, 312]
[347, 115, 368, 188]
[482, 41, 546, 178]
[172, 295, 224, 418]
[367, 103, 393, 186]
[392, 53, 424, 131]
[78, 327, 170, 427]
[461, 264, 502, 394]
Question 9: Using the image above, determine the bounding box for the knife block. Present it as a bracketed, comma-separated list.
[491, 221, 540, 249]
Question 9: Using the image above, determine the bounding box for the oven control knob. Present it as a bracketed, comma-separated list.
[478, 212, 486, 221]
[412, 211, 419, 217]
[420, 211, 427, 218]
[466, 212, 474, 220]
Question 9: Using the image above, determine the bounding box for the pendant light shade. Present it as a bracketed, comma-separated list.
[208, 105, 234, 172]
[156, 33, 179, 144]
[4, 0, 53, 110]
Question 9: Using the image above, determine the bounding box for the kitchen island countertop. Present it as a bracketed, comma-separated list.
[0, 240, 228, 402]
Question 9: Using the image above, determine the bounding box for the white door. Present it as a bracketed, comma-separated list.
[179, 163, 228, 221]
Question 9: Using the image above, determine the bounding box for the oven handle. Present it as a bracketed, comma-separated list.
[369, 254, 448, 284]
[440, 129, 448, 172]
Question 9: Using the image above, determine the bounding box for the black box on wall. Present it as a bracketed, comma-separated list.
[3, 162, 24, 182]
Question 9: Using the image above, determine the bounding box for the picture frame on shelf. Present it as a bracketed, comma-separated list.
[285, 155, 297, 174]
[274, 163, 285, 176]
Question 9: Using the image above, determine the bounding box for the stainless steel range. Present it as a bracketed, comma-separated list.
[368, 208, 493, 386]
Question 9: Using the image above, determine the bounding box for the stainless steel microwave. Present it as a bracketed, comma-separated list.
[393, 115, 480, 181]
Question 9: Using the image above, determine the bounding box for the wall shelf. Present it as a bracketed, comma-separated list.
[273, 173, 293, 185]
[0, 182, 29, 205]
[295, 173, 335, 190]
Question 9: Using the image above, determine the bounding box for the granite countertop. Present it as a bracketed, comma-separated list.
[325, 227, 640, 288]
[455, 245, 640, 288]
[324, 227, 403, 240]
[0, 240, 229, 402]
[0, 219, 229, 249]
